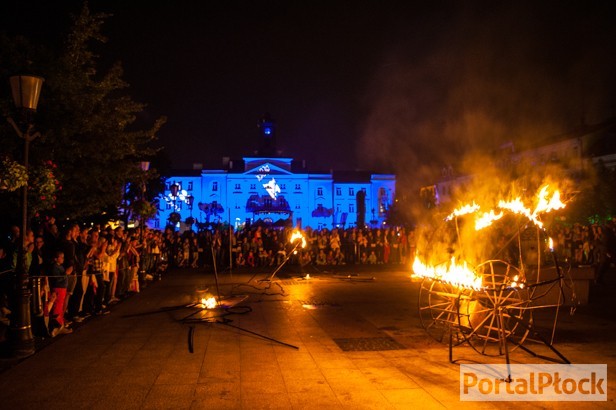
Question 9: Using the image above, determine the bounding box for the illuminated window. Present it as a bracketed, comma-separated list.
[349, 188, 354, 196]
[336, 188, 341, 196]
[212, 181, 218, 191]
[317, 187, 323, 196]
[187, 181, 193, 191]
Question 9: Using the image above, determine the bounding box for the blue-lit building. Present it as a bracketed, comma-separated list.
[150, 116, 396, 231]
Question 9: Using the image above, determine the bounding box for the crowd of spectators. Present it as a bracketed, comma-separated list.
[549, 221, 616, 283]
[0, 217, 614, 342]
[208, 225, 419, 269]
[0, 218, 167, 340]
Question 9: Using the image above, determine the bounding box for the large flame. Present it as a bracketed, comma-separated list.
[201, 297, 217, 309]
[290, 230, 307, 248]
[414, 185, 566, 290]
[447, 185, 566, 230]
[412, 256, 482, 290]
[499, 185, 565, 228]
[498, 197, 531, 217]
[475, 210, 504, 231]
[534, 185, 565, 215]
[446, 202, 480, 221]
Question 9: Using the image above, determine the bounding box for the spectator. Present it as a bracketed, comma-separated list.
[57, 225, 79, 325]
[236, 251, 246, 267]
[48, 250, 72, 337]
[246, 250, 255, 267]
[106, 236, 121, 304]
[368, 250, 377, 264]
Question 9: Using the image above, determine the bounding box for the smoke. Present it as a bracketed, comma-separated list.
[358, 1, 615, 196]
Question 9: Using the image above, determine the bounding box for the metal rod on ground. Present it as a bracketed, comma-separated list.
[550, 245, 564, 346]
[266, 241, 302, 281]
[498, 307, 513, 383]
[121, 303, 198, 318]
[210, 246, 222, 306]
[180, 307, 206, 322]
[188, 326, 195, 353]
[216, 319, 299, 350]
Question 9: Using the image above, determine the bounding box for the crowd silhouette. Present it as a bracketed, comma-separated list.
[0, 217, 614, 343]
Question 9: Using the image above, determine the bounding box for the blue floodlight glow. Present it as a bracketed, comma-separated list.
[263, 127, 272, 135]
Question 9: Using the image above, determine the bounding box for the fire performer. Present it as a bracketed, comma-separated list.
[264, 230, 307, 281]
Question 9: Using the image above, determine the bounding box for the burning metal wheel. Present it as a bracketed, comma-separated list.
[413, 215, 540, 357]
[413, 184, 571, 364]
[459, 260, 531, 356]
[418, 278, 472, 345]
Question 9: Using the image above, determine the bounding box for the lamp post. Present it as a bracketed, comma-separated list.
[7, 74, 44, 357]
[139, 161, 150, 238]
[169, 182, 179, 229]
[186, 194, 194, 217]
[170, 182, 179, 210]
[186, 194, 194, 231]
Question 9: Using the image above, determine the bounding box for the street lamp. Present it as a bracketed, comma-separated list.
[169, 182, 180, 229]
[186, 194, 194, 230]
[170, 182, 179, 210]
[7, 74, 44, 357]
[186, 194, 194, 216]
[139, 161, 150, 237]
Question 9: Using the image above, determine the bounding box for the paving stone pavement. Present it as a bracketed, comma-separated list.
[0, 266, 615, 409]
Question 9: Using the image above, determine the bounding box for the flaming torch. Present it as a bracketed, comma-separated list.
[548, 237, 562, 278]
[290, 230, 307, 252]
[265, 230, 307, 281]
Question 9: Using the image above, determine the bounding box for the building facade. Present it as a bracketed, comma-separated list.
[150, 116, 396, 231]
[422, 118, 616, 208]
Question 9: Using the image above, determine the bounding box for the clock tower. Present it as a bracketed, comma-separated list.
[257, 113, 277, 157]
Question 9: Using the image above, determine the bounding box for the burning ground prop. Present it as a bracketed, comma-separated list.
[122, 233, 307, 352]
[411, 185, 575, 377]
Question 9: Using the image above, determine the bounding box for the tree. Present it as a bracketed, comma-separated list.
[564, 162, 616, 224]
[42, 5, 166, 220]
[0, 4, 166, 225]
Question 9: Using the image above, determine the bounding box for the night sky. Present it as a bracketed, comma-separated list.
[2, 1, 615, 184]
